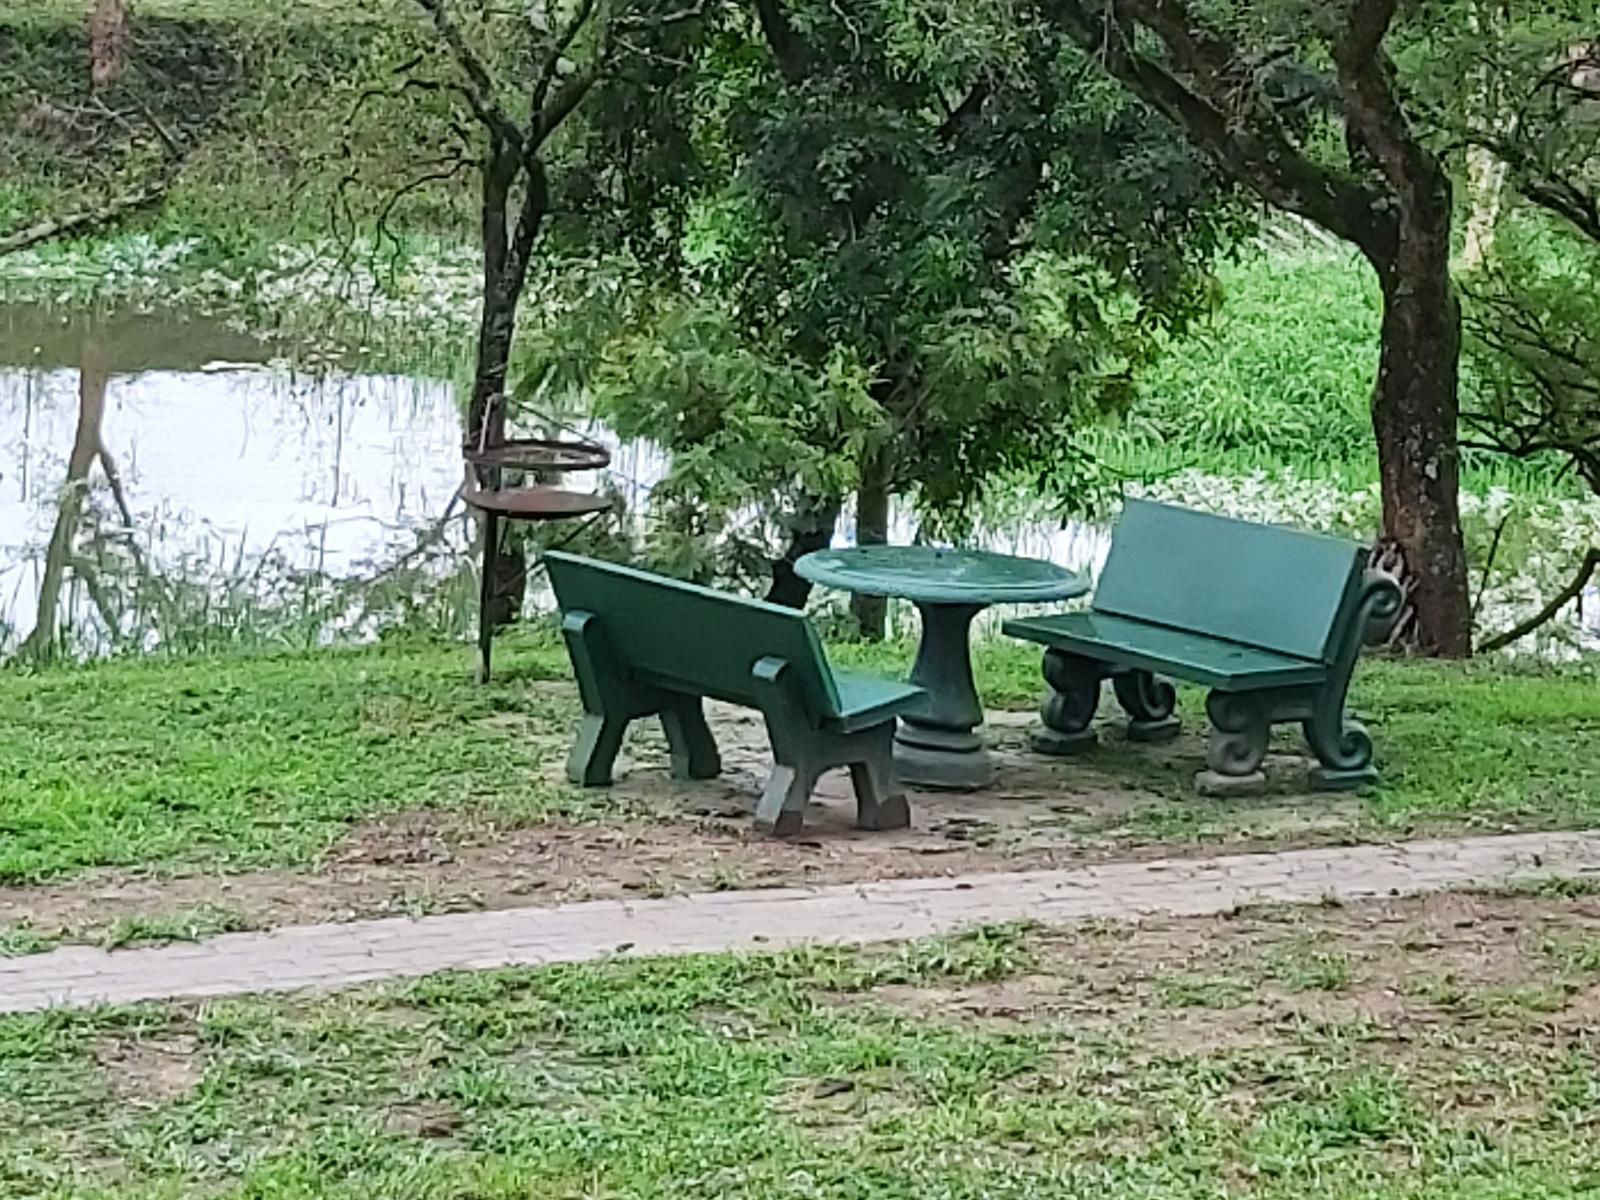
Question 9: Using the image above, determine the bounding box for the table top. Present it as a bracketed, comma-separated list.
[796, 545, 1087, 606]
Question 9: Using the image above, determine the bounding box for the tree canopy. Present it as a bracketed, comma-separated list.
[517, 0, 1247, 624]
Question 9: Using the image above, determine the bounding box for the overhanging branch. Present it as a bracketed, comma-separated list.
[1042, 0, 1391, 256]
[1333, 0, 1441, 218]
[415, 0, 526, 153]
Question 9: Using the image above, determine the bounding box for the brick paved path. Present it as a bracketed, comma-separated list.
[4, 830, 1597, 1014]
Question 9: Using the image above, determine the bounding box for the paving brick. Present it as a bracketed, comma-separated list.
[3, 831, 1598, 1014]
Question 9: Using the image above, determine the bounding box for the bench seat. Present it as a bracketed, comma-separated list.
[1004, 613, 1328, 691]
[831, 671, 928, 734]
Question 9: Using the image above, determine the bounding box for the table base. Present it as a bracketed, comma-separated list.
[894, 721, 997, 791]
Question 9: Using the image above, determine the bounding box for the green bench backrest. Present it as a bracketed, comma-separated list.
[1093, 500, 1365, 663]
[544, 552, 842, 719]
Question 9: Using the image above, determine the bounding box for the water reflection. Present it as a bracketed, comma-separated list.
[0, 306, 470, 656]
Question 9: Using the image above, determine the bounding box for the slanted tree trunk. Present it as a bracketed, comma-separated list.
[1460, 145, 1509, 270]
[21, 345, 111, 662]
[467, 147, 547, 628]
[1457, 0, 1509, 270]
[467, 146, 538, 454]
[767, 496, 840, 608]
[1038, 0, 1474, 656]
[850, 446, 892, 639]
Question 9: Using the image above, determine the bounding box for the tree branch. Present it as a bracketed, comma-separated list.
[414, 0, 526, 152]
[938, 83, 990, 140]
[1333, 0, 1441, 218]
[533, 71, 599, 149]
[531, 0, 601, 119]
[1479, 547, 1600, 653]
[1043, 0, 1393, 257]
[0, 180, 169, 256]
[754, 0, 809, 81]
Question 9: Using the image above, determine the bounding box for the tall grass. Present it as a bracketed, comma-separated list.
[1104, 247, 1579, 498]
[1129, 248, 1380, 465]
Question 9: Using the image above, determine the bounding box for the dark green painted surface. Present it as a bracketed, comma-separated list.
[796, 545, 1086, 605]
[832, 670, 929, 734]
[544, 552, 926, 834]
[1003, 501, 1403, 793]
[1003, 612, 1328, 690]
[797, 546, 1085, 790]
[546, 552, 845, 721]
[1093, 500, 1364, 664]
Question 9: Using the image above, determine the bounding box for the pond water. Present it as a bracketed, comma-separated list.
[0, 305, 1593, 660]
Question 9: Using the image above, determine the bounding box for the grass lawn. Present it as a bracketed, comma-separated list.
[5, 894, 1600, 1197]
[2, 633, 1598, 886]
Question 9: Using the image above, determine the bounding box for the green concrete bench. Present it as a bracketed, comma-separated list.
[1003, 500, 1402, 792]
[545, 552, 928, 835]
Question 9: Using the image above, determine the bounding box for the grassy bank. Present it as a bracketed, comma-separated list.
[1, 0, 478, 353]
[2, 633, 1596, 885]
[6, 897, 1600, 1197]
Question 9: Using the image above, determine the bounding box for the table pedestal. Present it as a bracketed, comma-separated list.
[895, 602, 996, 791]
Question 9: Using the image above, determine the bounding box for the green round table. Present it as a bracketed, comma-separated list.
[797, 545, 1087, 790]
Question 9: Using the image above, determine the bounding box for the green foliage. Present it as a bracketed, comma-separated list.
[1120, 247, 1382, 466]
[518, 0, 1247, 583]
[1462, 213, 1600, 497]
[0, 5, 475, 256]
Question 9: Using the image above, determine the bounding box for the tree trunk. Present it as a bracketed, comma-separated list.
[851, 448, 892, 640]
[466, 147, 520, 458]
[21, 344, 110, 662]
[1370, 225, 1473, 657]
[88, 0, 129, 92]
[1459, 145, 1508, 270]
[767, 496, 840, 608]
[1458, 0, 1510, 271]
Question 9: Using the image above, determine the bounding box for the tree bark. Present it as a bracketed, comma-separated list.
[88, 0, 129, 92]
[467, 145, 520, 455]
[1037, 0, 1474, 656]
[851, 447, 892, 639]
[1458, 1, 1510, 270]
[766, 496, 840, 608]
[1369, 222, 1473, 657]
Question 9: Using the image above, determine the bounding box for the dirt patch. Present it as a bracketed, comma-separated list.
[93, 1033, 202, 1108]
[843, 891, 1600, 1056]
[384, 1102, 463, 1140]
[0, 701, 1383, 947]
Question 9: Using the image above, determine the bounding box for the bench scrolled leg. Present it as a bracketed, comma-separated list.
[1303, 709, 1377, 792]
[568, 713, 629, 787]
[1112, 670, 1181, 742]
[1295, 570, 1396, 792]
[1198, 691, 1269, 795]
[1033, 649, 1103, 755]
